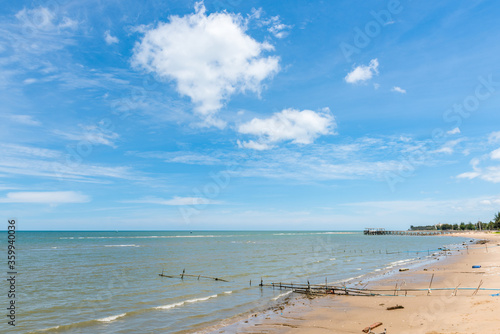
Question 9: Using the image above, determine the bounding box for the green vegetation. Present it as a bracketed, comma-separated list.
[410, 225, 436, 231]
[425, 211, 500, 231]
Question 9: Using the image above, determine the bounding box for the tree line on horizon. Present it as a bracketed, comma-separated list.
[410, 212, 500, 231]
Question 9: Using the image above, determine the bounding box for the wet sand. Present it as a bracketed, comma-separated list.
[211, 232, 500, 334]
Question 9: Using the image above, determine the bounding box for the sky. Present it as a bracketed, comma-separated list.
[1, 0, 500, 230]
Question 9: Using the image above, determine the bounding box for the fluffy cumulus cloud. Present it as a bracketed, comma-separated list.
[345, 58, 379, 84]
[132, 2, 280, 127]
[0, 191, 90, 204]
[238, 108, 335, 150]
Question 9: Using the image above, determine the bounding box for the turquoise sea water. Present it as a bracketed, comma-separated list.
[1, 231, 468, 333]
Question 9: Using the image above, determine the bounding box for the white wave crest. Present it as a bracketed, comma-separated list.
[98, 313, 127, 322]
[155, 294, 218, 310]
[272, 290, 293, 301]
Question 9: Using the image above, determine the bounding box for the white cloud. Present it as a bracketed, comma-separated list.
[456, 171, 481, 180]
[480, 167, 500, 183]
[345, 58, 379, 84]
[247, 9, 291, 39]
[431, 139, 463, 155]
[104, 30, 119, 45]
[238, 108, 335, 149]
[491, 148, 500, 160]
[446, 127, 461, 135]
[128, 196, 219, 206]
[457, 156, 500, 183]
[265, 15, 291, 38]
[0, 143, 59, 159]
[15, 7, 77, 32]
[133, 151, 222, 165]
[0, 191, 90, 204]
[391, 86, 406, 94]
[237, 140, 272, 151]
[132, 2, 280, 126]
[5, 114, 41, 126]
[23, 78, 38, 85]
[489, 131, 500, 143]
[0, 144, 141, 183]
[54, 123, 119, 148]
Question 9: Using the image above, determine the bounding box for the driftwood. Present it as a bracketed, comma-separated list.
[386, 305, 404, 310]
[363, 322, 382, 333]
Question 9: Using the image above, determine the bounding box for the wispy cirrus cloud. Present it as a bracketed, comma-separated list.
[126, 196, 221, 206]
[0, 143, 142, 183]
[248, 9, 292, 39]
[2, 114, 41, 126]
[457, 131, 500, 183]
[0, 191, 89, 204]
[131, 151, 222, 165]
[53, 123, 119, 148]
[134, 135, 468, 182]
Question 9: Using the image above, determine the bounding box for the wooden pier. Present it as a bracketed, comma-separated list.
[364, 228, 452, 236]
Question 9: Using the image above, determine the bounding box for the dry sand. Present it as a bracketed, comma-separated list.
[214, 232, 500, 334]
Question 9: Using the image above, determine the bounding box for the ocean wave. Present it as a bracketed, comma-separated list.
[97, 313, 127, 322]
[155, 294, 218, 310]
[383, 257, 417, 270]
[272, 290, 293, 301]
[104, 244, 140, 247]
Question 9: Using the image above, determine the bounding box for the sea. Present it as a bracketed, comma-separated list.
[1, 230, 470, 333]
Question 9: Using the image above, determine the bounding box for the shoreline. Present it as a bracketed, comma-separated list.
[206, 232, 500, 334]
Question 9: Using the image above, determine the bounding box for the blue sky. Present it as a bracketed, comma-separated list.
[1, 0, 500, 230]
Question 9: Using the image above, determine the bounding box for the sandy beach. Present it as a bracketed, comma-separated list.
[214, 232, 500, 334]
